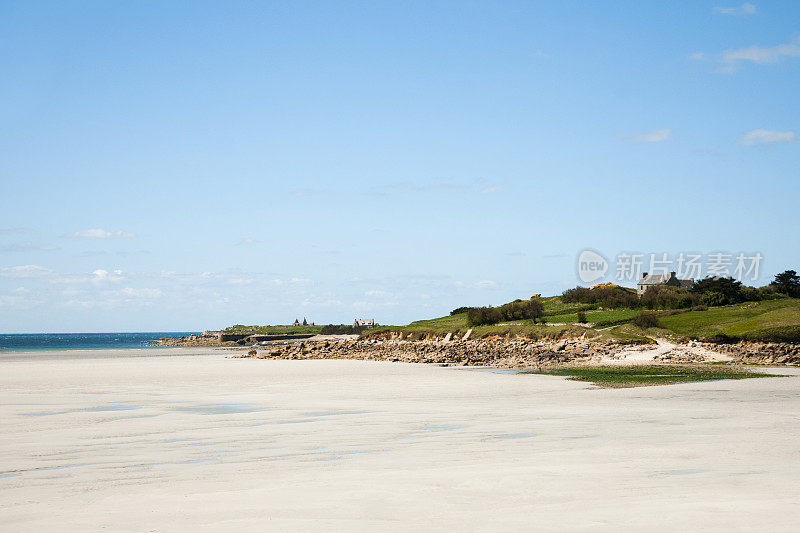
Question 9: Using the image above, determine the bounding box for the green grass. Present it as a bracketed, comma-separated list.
[362, 296, 800, 344]
[598, 324, 655, 343]
[222, 324, 324, 335]
[658, 298, 800, 342]
[525, 365, 781, 388]
[545, 308, 641, 324]
[540, 297, 597, 317]
[363, 312, 597, 341]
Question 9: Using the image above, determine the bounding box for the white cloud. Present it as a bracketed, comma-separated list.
[473, 280, 499, 289]
[118, 287, 162, 299]
[60, 288, 86, 297]
[0, 242, 58, 252]
[723, 38, 800, 65]
[67, 228, 135, 239]
[226, 277, 254, 285]
[92, 269, 125, 282]
[0, 228, 32, 236]
[625, 128, 671, 143]
[301, 296, 344, 308]
[480, 185, 506, 194]
[365, 289, 392, 298]
[0, 294, 40, 309]
[0, 265, 53, 278]
[739, 129, 797, 146]
[352, 299, 397, 311]
[714, 2, 757, 15]
[696, 37, 800, 72]
[12, 287, 30, 294]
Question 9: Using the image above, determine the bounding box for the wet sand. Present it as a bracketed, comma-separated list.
[1, 348, 799, 531]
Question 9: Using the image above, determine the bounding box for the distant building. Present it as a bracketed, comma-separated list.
[637, 271, 694, 296]
[354, 318, 376, 328]
[293, 318, 300, 326]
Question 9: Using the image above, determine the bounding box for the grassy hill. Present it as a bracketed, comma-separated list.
[363, 297, 653, 342]
[363, 296, 800, 344]
[657, 298, 800, 342]
[222, 324, 323, 335]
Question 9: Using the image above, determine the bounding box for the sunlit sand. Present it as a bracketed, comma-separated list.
[2, 349, 799, 531]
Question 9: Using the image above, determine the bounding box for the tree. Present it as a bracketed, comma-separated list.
[302, 317, 308, 326]
[691, 277, 743, 305]
[772, 270, 800, 298]
[525, 298, 544, 323]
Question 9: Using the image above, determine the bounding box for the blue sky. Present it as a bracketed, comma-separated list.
[1, 1, 798, 332]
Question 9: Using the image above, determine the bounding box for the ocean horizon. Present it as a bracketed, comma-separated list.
[0, 332, 199, 352]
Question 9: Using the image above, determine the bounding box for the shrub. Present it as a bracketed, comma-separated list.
[739, 285, 761, 303]
[320, 324, 369, 335]
[641, 285, 698, 310]
[466, 299, 544, 326]
[576, 311, 588, 323]
[561, 285, 639, 309]
[632, 312, 662, 329]
[450, 307, 473, 316]
[691, 276, 758, 305]
[700, 291, 725, 307]
[466, 306, 502, 326]
[758, 285, 783, 300]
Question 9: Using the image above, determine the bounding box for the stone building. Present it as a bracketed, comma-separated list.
[636, 271, 694, 296]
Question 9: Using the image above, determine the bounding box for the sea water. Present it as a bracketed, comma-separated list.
[0, 332, 197, 352]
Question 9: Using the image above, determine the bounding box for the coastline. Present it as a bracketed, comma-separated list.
[155, 332, 800, 367]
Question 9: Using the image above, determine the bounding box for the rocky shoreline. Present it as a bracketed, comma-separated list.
[229, 338, 800, 367]
[154, 333, 800, 367]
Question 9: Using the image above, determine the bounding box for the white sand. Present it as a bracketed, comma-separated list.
[595, 338, 733, 365]
[1, 349, 799, 532]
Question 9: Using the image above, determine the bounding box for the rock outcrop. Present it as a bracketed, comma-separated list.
[231, 338, 620, 368]
[703, 341, 800, 366]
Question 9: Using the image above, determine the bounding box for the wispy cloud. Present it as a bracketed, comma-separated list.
[66, 228, 135, 239]
[714, 2, 757, 16]
[480, 185, 506, 194]
[455, 279, 500, 290]
[118, 287, 162, 299]
[0, 242, 58, 252]
[0, 265, 54, 278]
[694, 36, 800, 73]
[624, 128, 671, 143]
[740, 128, 798, 146]
[92, 269, 125, 282]
[61, 287, 163, 309]
[366, 181, 467, 197]
[0, 227, 32, 236]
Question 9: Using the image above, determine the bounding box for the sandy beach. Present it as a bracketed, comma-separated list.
[2, 348, 799, 531]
